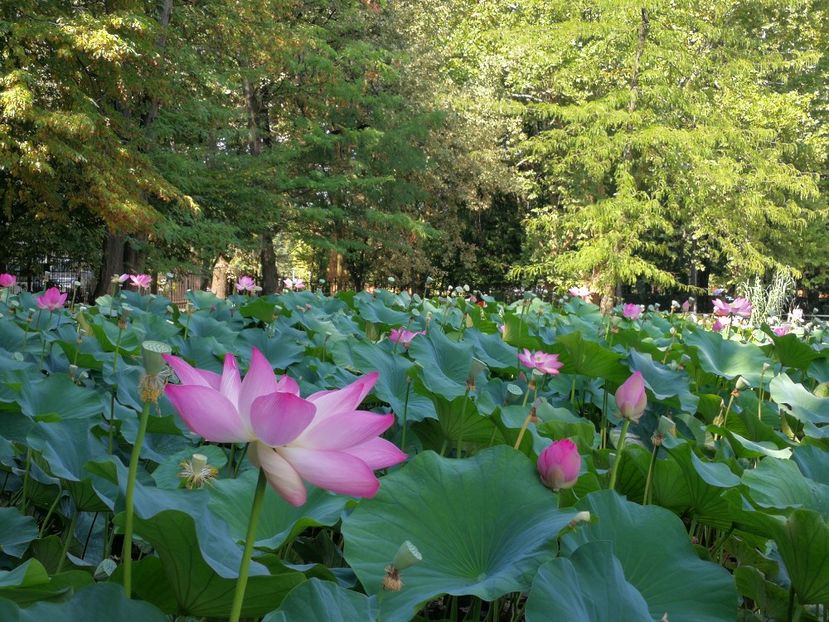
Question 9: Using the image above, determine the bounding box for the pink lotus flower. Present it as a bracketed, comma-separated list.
[36, 287, 68, 311]
[389, 327, 425, 347]
[615, 371, 647, 423]
[0, 273, 16, 288]
[772, 324, 791, 337]
[622, 303, 641, 320]
[130, 274, 152, 290]
[712, 297, 752, 318]
[117, 273, 131, 284]
[568, 286, 590, 298]
[537, 439, 581, 491]
[681, 299, 691, 313]
[518, 349, 563, 375]
[163, 348, 406, 506]
[711, 319, 724, 332]
[236, 276, 256, 293]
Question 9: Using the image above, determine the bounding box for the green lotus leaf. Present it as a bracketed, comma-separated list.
[342, 446, 576, 622]
[560, 490, 737, 621]
[263, 579, 376, 622]
[525, 541, 652, 621]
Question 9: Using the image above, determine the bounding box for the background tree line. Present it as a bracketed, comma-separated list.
[2, 0, 827, 299]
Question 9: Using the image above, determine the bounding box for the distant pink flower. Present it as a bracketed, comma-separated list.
[615, 371, 647, 423]
[713, 297, 752, 318]
[772, 325, 791, 337]
[236, 276, 256, 293]
[681, 299, 691, 313]
[712, 319, 724, 332]
[518, 349, 563, 375]
[569, 286, 590, 298]
[36, 287, 67, 311]
[117, 273, 130, 284]
[130, 274, 152, 290]
[163, 348, 406, 506]
[0, 273, 16, 288]
[622, 303, 641, 320]
[537, 439, 581, 491]
[497, 324, 505, 334]
[389, 327, 425, 347]
[284, 277, 306, 290]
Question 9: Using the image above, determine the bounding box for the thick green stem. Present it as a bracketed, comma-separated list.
[608, 419, 631, 491]
[229, 467, 267, 622]
[122, 401, 152, 597]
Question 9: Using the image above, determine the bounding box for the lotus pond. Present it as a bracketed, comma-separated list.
[0, 285, 828, 621]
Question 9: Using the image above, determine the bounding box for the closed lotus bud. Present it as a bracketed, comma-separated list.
[615, 371, 647, 422]
[537, 439, 581, 491]
[735, 376, 750, 390]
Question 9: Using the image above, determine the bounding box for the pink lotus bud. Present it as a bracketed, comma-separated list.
[537, 439, 581, 491]
[0, 273, 16, 288]
[615, 371, 647, 422]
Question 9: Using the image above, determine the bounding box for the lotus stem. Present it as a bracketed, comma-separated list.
[38, 488, 63, 538]
[608, 419, 631, 491]
[56, 509, 79, 573]
[122, 400, 152, 597]
[643, 444, 658, 505]
[455, 388, 471, 458]
[229, 467, 267, 622]
[20, 447, 32, 515]
[401, 380, 411, 454]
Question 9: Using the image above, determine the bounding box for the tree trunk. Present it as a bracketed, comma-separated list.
[211, 254, 229, 298]
[93, 233, 126, 299]
[260, 232, 278, 293]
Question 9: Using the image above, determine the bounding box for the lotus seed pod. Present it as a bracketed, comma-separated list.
[391, 541, 422, 571]
[142, 340, 172, 376]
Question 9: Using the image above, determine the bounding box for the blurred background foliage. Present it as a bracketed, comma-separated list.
[1, 0, 827, 299]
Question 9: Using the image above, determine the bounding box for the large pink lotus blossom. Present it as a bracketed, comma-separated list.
[518, 349, 563, 375]
[622, 303, 641, 320]
[615, 371, 647, 422]
[163, 348, 406, 506]
[36, 287, 68, 311]
[0, 273, 16, 288]
[130, 274, 152, 290]
[389, 327, 425, 347]
[284, 278, 305, 290]
[236, 276, 256, 293]
[712, 297, 752, 318]
[568, 286, 590, 298]
[537, 439, 581, 490]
